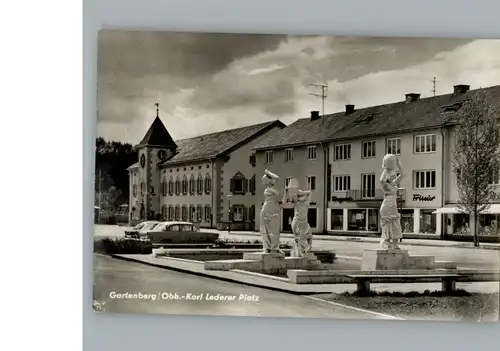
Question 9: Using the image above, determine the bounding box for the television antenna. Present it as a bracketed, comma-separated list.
[310, 82, 328, 118]
[431, 77, 438, 97]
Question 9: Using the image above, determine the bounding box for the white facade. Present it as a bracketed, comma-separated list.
[327, 128, 445, 236]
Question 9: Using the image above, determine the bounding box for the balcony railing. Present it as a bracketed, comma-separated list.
[348, 189, 384, 201]
[331, 189, 406, 202]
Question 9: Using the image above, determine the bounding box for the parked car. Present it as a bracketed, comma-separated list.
[146, 221, 219, 244]
[125, 221, 159, 238]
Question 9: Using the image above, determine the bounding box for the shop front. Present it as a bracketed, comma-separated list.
[328, 206, 440, 235]
[434, 204, 500, 237]
[327, 206, 380, 234]
[399, 208, 439, 235]
[281, 206, 319, 233]
[398, 188, 441, 236]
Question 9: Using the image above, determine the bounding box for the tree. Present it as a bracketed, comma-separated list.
[452, 90, 500, 247]
[100, 186, 122, 210]
[95, 137, 137, 204]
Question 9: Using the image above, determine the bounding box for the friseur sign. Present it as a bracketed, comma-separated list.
[413, 194, 436, 202]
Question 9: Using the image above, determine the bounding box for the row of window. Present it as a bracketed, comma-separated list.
[161, 175, 212, 197]
[158, 204, 257, 223]
[161, 204, 212, 222]
[333, 170, 437, 192]
[265, 145, 317, 164]
[132, 174, 213, 197]
[333, 134, 437, 161]
[263, 134, 437, 165]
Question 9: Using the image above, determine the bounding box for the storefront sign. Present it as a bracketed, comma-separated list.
[413, 194, 436, 202]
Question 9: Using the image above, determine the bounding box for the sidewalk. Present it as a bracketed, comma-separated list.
[212, 230, 500, 251]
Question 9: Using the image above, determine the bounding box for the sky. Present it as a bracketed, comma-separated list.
[96, 31, 500, 144]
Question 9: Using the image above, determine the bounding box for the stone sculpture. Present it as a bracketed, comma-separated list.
[259, 169, 282, 253]
[380, 154, 403, 249]
[284, 178, 313, 257]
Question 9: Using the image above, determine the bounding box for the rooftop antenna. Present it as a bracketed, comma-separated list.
[431, 77, 438, 97]
[310, 82, 328, 120]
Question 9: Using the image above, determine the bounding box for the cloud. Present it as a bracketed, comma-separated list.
[96, 32, 497, 144]
[316, 39, 500, 114]
[246, 64, 287, 76]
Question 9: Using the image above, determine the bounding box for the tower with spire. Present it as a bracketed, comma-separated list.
[135, 103, 177, 220]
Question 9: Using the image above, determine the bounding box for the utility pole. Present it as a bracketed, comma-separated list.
[310, 82, 328, 120]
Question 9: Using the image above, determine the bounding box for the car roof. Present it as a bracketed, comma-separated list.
[156, 221, 194, 226]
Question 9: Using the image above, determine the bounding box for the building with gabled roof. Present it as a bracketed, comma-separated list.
[252, 84, 500, 239]
[128, 112, 285, 229]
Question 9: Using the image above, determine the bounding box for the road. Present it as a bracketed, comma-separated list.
[94, 225, 500, 270]
[93, 254, 389, 319]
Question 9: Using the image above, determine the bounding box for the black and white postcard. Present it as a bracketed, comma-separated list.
[93, 30, 500, 322]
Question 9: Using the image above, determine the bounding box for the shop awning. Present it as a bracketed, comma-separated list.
[433, 205, 459, 214]
[433, 204, 500, 214]
[480, 204, 500, 214]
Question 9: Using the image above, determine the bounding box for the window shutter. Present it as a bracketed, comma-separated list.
[243, 206, 248, 221]
[243, 178, 248, 193]
[250, 175, 256, 195]
[230, 178, 235, 193]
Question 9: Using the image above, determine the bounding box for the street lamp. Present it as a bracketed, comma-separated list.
[227, 194, 232, 233]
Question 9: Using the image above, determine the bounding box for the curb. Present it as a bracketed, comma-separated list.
[105, 254, 401, 320]
[302, 296, 403, 320]
[219, 232, 500, 251]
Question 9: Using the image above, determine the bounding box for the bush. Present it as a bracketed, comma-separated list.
[94, 237, 152, 255]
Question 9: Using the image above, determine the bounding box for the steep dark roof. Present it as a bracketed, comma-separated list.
[159, 120, 285, 165]
[138, 116, 177, 148]
[254, 85, 500, 150]
[329, 85, 500, 141]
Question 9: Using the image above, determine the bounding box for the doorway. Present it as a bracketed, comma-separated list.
[308, 208, 318, 228]
[282, 208, 294, 232]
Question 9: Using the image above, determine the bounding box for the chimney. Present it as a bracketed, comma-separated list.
[345, 104, 355, 115]
[405, 93, 421, 103]
[310, 110, 321, 121]
[453, 84, 470, 94]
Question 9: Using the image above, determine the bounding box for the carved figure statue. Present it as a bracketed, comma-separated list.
[260, 169, 282, 253]
[380, 154, 403, 249]
[284, 178, 313, 257]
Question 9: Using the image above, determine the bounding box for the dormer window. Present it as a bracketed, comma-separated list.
[441, 101, 466, 113]
[355, 112, 380, 125]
